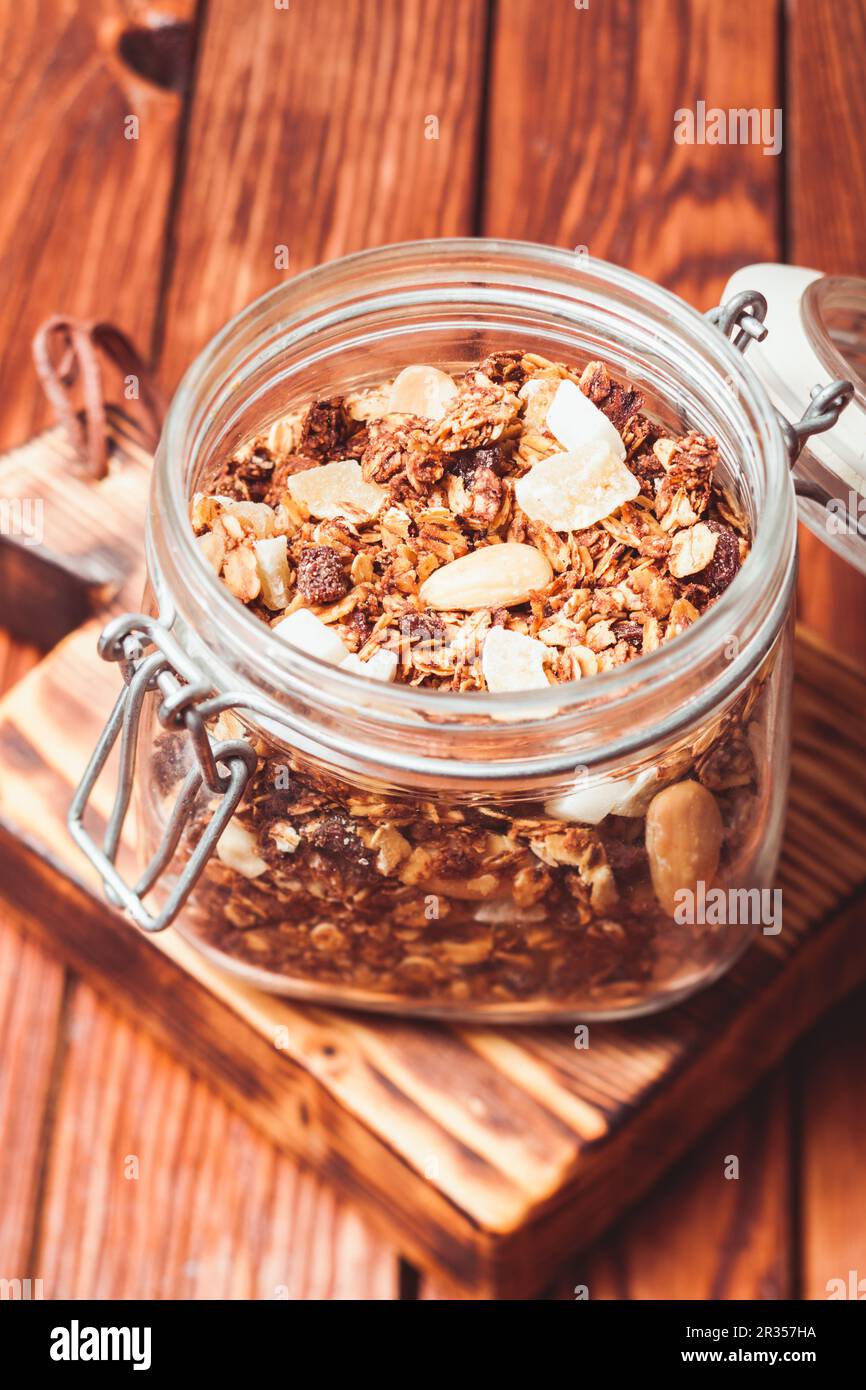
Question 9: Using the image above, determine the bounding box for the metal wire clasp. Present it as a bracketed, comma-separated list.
[68, 612, 257, 933]
[706, 290, 855, 472]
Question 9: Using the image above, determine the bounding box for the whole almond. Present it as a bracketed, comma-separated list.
[418, 542, 552, 611]
[645, 780, 723, 917]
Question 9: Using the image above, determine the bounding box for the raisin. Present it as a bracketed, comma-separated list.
[612, 620, 643, 649]
[448, 443, 505, 482]
[306, 815, 372, 875]
[296, 546, 349, 604]
[700, 520, 741, 596]
[208, 448, 275, 502]
[298, 398, 350, 459]
[399, 611, 444, 644]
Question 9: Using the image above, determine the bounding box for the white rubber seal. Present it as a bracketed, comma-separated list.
[723, 263, 866, 493]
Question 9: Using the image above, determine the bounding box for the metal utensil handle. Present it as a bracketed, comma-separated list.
[68, 612, 257, 933]
[706, 290, 855, 469]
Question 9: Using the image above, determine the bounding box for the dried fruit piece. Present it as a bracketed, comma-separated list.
[645, 780, 723, 916]
[668, 522, 718, 579]
[273, 609, 348, 664]
[254, 535, 291, 609]
[514, 442, 640, 532]
[481, 626, 551, 692]
[286, 458, 387, 520]
[700, 519, 742, 595]
[216, 818, 268, 879]
[296, 545, 349, 604]
[546, 378, 627, 460]
[340, 649, 399, 682]
[386, 364, 458, 419]
[418, 542, 553, 611]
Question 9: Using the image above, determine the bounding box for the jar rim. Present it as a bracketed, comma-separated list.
[152, 238, 796, 783]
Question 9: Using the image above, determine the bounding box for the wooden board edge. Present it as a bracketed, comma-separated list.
[4, 811, 866, 1297]
[0, 820, 502, 1296]
[492, 889, 866, 1298]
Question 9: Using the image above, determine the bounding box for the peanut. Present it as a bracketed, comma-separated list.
[418, 542, 552, 611]
[644, 780, 723, 917]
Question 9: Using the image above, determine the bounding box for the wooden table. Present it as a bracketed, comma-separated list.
[1, 0, 865, 1300]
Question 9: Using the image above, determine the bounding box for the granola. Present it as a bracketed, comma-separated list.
[160, 350, 771, 1015]
[191, 351, 749, 695]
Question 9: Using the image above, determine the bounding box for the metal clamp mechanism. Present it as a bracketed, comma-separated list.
[706, 290, 855, 481]
[68, 612, 257, 933]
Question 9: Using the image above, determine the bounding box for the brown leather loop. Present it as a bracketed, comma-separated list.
[32, 316, 165, 479]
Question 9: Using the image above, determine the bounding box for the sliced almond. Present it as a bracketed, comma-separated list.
[514, 441, 640, 532]
[216, 818, 268, 879]
[254, 535, 291, 610]
[418, 542, 552, 611]
[223, 546, 261, 602]
[286, 458, 388, 521]
[196, 529, 225, 574]
[273, 609, 348, 664]
[518, 373, 561, 431]
[481, 626, 551, 693]
[386, 364, 458, 420]
[340, 648, 399, 682]
[545, 378, 626, 461]
[668, 522, 718, 578]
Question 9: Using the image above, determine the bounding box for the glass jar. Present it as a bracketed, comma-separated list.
[73, 240, 830, 1022]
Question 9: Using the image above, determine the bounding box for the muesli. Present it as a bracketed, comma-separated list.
[159, 350, 764, 1012]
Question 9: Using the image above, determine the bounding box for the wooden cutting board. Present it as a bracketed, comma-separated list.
[1, 435, 865, 1298]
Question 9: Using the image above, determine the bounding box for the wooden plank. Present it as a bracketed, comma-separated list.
[34, 980, 398, 1299]
[559, 1074, 793, 1299]
[0, 918, 66, 1281]
[157, 0, 488, 388]
[788, 0, 866, 666]
[789, 0, 866, 1308]
[483, 0, 781, 309]
[799, 988, 866, 1301]
[478, 0, 791, 1301]
[0, 0, 196, 451]
[0, 620, 864, 1296]
[1, 0, 488, 1301]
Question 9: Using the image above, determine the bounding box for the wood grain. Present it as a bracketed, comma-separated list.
[34, 980, 397, 1300]
[788, 0, 866, 664]
[799, 991, 866, 1300]
[562, 1076, 793, 1299]
[483, 0, 781, 309]
[157, 0, 488, 388]
[0, 611, 864, 1295]
[0, 0, 195, 451]
[477, 0, 792, 1302]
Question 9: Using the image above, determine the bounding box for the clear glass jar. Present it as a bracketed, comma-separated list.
[126, 242, 799, 1020]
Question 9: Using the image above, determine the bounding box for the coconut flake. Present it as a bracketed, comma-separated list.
[273, 609, 348, 664]
[340, 649, 399, 682]
[482, 626, 551, 693]
[545, 766, 659, 825]
[254, 535, 291, 610]
[545, 378, 626, 460]
[514, 441, 640, 532]
[286, 458, 387, 521]
[387, 364, 458, 420]
[216, 818, 268, 878]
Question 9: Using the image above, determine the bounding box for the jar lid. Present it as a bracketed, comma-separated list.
[723, 263, 866, 573]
